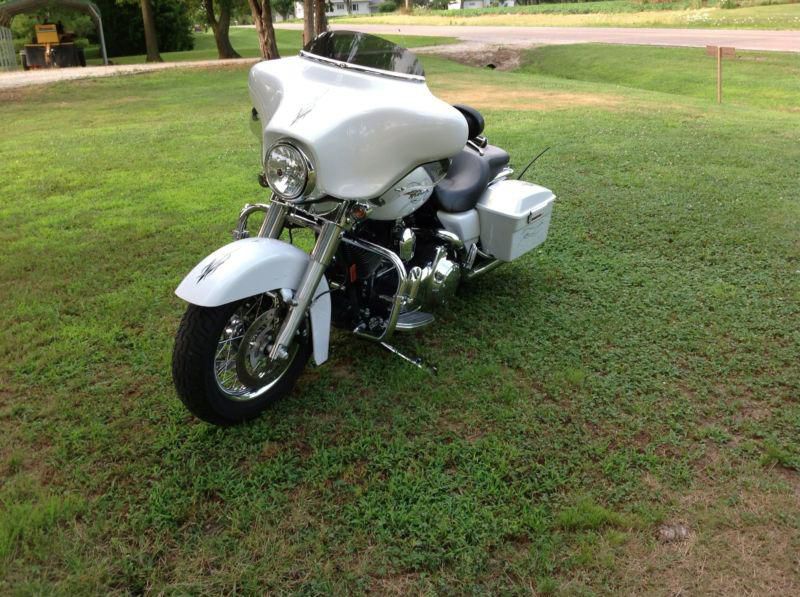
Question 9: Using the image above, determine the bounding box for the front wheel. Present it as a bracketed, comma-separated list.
[172, 293, 310, 426]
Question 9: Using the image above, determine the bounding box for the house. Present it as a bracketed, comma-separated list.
[294, 0, 381, 19]
[447, 0, 514, 8]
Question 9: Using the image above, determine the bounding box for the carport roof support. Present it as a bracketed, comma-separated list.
[0, 0, 108, 64]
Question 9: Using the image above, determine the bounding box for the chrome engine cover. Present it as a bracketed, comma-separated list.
[408, 246, 461, 311]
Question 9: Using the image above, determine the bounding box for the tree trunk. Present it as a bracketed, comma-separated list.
[140, 0, 162, 62]
[314, 0, 327, 36]
[303, 0, 314, 45]
[204, 0, 241, 59]
[248, 0, 280, 60]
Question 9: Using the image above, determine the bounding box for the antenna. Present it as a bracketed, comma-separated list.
[517, 147, 551, 181]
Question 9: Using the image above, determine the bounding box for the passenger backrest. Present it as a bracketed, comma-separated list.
[452, 104, 485, 140]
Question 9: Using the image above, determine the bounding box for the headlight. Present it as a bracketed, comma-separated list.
[265, 142, 312, 199]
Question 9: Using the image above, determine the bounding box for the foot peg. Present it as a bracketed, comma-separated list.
[379, 341, 438, 375]
[395, 310, 435, 332]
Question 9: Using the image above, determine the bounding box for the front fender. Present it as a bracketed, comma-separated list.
[175, 238, 330, 365]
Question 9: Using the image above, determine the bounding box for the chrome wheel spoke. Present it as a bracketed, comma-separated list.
[212, 294, 297, 402]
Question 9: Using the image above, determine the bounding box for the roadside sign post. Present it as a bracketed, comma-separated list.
[706, 45, 735, 104]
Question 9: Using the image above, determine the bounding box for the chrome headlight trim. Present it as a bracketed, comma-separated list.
[264, 140, 316, 201]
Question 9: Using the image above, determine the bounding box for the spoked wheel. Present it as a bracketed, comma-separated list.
[172, 293, 310, 426]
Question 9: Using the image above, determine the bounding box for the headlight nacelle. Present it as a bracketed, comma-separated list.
[265, 141, 314, 200]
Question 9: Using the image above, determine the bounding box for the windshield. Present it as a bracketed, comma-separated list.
[301, 31, 425, 79]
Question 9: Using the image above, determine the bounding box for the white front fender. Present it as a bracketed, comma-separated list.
[175, 238, 331, 365]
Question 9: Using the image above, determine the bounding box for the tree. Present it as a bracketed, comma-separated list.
[301, 0, 327, 44]
[302, 0, 313, 45]
[314, 0, 327, 36]
[248, 0, 279, 60]
[272, 0, 295, 21]
[203, 0, 240, 59]
[140, 0, 162, 62]
[91, 0, 193, 57]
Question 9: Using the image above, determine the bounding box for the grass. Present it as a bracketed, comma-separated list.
[84, 28, 455, 65]
[519, 43, 800, 111]
[1, 39, 799, 593]
[336, 1, 800, 29]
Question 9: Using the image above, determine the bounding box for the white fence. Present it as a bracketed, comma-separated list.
[0, 27, 16, 72]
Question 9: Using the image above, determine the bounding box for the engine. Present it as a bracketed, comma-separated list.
[404, 244, 461, 312]
[328, 219, 461, 334]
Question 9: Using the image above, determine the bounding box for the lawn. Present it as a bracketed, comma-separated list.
[2, 38, 799, 593]
[336, 1, 800, 29]
[519, 44, 800, 111]
[84, 28, 454, 65]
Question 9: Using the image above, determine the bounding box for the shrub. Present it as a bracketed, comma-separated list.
[91, 0, 194, 57]
[378, 1, 398, 12]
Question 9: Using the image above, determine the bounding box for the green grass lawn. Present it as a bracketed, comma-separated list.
[519, 44, 800, 111]
[84, 28, 454, 65]
[337, 0, 800, 29]
[1, 39, 799, 593]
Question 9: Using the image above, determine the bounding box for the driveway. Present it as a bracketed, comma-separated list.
[0, 58, 259, 91]
[277, 22, 800, 53]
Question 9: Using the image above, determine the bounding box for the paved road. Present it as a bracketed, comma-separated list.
[278, 22, 800, 53]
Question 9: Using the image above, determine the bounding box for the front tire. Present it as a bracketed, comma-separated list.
[172, 295, 310, 426]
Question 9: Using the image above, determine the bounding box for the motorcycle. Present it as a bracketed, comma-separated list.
[172, 31, 556, 426]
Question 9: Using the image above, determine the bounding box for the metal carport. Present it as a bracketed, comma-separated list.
[0, 0, 108, 69]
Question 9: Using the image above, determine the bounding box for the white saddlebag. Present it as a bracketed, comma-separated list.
[475, 180, 555, 262]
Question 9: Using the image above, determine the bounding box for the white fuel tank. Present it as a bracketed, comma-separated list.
[368, 159, 449, 221]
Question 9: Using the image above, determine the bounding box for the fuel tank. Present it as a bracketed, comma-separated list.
[248, 55, 467, 201]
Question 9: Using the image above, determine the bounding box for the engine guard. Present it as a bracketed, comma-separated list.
[175, 238, 331, 366]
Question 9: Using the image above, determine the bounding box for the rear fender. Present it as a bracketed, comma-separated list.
[175, 238, 330, 365]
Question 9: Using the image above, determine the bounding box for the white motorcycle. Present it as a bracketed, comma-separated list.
[172, 32, 556, 425]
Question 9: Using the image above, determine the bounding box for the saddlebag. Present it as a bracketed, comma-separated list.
[476, 180, 555, 262]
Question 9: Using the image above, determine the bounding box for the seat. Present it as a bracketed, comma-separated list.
[433, 149, 490, 213]
[453, 104, 485, 140]
[483, 144, 511, 180]
[452, 104, 510, 179]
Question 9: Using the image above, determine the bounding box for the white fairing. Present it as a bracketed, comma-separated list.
[249, 56, 468, 200]
[175, 238, 331, 365]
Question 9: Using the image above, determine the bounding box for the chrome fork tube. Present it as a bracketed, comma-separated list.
[268, 205, 345, 360]
[258, 201, 289, 238]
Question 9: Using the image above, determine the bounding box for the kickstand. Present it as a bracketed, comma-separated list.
[379, 341, 438, 376]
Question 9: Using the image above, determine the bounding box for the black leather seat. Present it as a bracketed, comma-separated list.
[483, 145, 510, 180]
[434, 104, 512, 213]
[433, 149, 490, 213]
